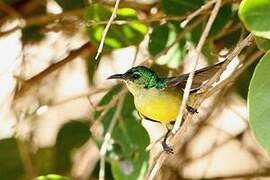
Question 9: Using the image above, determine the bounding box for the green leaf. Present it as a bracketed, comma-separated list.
[55, 121, 90, 173]
[55, 0, 87, 11]
[248, 51, 270, 155]
[235, 60, 258, 99]
[22, 25, 45, 43]
[239, 0, 270, 39]
[155, 23, 187, 68]
[255, 36, 270, 52]
[87, 55, 98, 84]
[0, 138, 24, 180]
[35, 174, 71, 180]
[34, 147, 55, 175]
[110, 94, 149, 180]
[160, 0, 204, 15]
[84, 4, 148, 49]
[95, 85, 123, 131]
[209, 4, 232, 38]
[94, 87, 149, 180]
[148, 24, 169, 56]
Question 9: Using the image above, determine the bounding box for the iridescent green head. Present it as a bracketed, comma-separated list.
[108, 66, 164, 89]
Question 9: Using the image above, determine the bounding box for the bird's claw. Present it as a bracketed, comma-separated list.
[161, 141, 174, 154]
[186, 105, 198, 114]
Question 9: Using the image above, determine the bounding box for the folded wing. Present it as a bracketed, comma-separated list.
[164, 61, 225, 90]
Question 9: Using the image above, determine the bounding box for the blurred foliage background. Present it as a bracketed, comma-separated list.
[1, 0, 270, 179]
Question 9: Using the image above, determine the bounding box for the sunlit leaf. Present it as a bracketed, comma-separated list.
[239, 0, 270, 39]
[84, 4, 147, 49]
[248, 51, 270, 155]
[35, 174, 71, 180]
[155, 23, 187, 68]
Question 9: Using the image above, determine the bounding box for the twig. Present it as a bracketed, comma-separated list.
[140, 15, 205, 67]
[181, 0, 216, 28]
[205, 49, 262, 97]
[198, 33, 254, 95]
[14, 43, 95, 99]
[172, 0, 222, 134]
[147, 1, 222, 179]
[95, 0, 120, 60]
[145, 134, 165, 151]
[50, 87, 109, 107]
[85, 14, 195, 26]
[99, 96, 124, 180]
[156, 33, 255, 179]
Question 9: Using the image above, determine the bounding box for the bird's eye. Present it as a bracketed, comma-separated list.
[132, 74, 140, 79]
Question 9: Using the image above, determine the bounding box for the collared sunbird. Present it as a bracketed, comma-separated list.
[108, 61, 224, 153]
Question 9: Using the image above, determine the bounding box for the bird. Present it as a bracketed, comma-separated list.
[108, 61, 224, 153]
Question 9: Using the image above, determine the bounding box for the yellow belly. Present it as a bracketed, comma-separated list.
[134, 87, 182, 124]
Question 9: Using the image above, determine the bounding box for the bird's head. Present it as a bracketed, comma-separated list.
[108, 66, 164, 94]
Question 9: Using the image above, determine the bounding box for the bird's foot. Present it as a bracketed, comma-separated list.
[186, 105, 198, 114]
[161, 141, 174, 154]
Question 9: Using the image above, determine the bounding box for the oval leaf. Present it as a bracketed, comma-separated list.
[239, 0, 270, 39]
[148, 24, 169, 56]
[84, 4, 147, 49]
[248, 51, 270, 155]
[55, 121, 90, 173]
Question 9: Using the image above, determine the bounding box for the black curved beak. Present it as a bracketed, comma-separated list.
[107, 73, 126, 80]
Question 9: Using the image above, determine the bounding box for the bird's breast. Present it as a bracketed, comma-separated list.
[134, 87, 182, 123]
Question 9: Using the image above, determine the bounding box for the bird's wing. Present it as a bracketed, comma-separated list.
[164, 61, 225, 90]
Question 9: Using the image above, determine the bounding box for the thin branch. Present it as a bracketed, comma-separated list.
[147, 1, 223, 179]
[95, 0, 120, 60]
[181, 0, 216, 28]
[14, 43, 95, 99]
[173, 0, 222, 134]
[85, 14, 196, 26]
[198, 33, 254, 95]
[156, 33, 255, 180]
[90, 89, 127, 134]
[205, 49, 262, 97]
[145, 134, 165, 151]
[140, 15, 205, 67]
[99, 96, 125, 180]
[50, 87, 109, 107]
